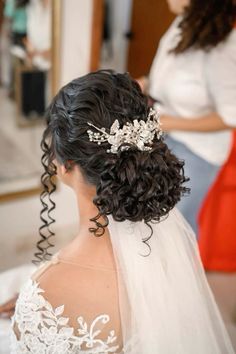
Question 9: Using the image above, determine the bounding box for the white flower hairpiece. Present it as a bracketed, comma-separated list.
[87, 108, 162, 154]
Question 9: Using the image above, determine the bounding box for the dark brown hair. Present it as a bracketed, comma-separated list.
[35, 70, 189, 263]
[172, 0, 236, 54]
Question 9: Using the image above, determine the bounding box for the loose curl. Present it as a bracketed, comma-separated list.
[35, 70, 189, 262]
[172, 0, 236, 53]
[33, 136, 57, 264]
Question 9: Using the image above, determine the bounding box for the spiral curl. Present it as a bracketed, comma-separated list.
[33, 135, 57, 264]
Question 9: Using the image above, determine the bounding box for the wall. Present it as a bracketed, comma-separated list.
[60, 0, 93, 86]
[100, 0, 132, 72]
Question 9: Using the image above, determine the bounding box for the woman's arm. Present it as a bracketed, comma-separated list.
[161, 112, 234, 132]
[0, 295, 18, 318]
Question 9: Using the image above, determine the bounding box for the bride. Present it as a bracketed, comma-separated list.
[10, 70, 234, 353]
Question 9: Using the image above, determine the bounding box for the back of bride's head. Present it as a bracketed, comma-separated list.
[39, 70, 188, 260]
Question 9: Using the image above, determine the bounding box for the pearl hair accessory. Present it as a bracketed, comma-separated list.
[87, 108, 162, 154]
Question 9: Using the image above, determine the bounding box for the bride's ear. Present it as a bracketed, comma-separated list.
[54, 160, 75, 185]
[60, 164, 68, 176]
[58, 160, 74, 175]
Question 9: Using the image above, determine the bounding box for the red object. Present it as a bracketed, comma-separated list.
[198, 131, 236, 272]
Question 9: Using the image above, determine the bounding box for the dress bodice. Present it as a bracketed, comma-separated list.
[11, 256, 122, 354]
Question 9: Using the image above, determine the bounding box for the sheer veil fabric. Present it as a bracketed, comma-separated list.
[108, 208, 235, 354]
[10, 208, 235, 353]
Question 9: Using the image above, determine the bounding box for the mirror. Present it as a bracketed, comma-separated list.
[0, 0, 61, 202]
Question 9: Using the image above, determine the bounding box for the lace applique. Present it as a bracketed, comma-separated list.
[11, 279, 120, 354]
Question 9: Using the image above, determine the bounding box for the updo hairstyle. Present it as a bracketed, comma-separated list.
[36, 70, 189, 262]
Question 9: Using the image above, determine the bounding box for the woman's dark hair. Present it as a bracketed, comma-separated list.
[35, 70, 189, 263]
[172, 0, 236, 53]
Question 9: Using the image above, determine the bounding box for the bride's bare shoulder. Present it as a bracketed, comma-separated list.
[31, 254, 119, 315]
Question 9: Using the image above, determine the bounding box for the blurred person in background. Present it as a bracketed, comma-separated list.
[24, 0, 51, 71]
[3, 0, 51, 71]
[3, 0, 29, 96]
[3, 0, 29, 48]
[138, 0, 236, 238]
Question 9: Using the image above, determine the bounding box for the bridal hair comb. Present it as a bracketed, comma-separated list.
[87, 108, 162, 154]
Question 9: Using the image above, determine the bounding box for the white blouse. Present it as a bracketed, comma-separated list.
[149, 17, 236, 165]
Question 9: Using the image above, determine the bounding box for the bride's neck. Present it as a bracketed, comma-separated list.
[60, 181, 115, 269]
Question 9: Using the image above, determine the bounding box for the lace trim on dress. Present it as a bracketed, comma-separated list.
[11, 279, 120, 354]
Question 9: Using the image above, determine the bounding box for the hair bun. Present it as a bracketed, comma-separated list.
[94, 140, 189, 224]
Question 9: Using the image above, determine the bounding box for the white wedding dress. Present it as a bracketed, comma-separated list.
[10, 209, 235, 354]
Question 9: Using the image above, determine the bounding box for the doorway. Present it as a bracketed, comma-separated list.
[95, 0, 175, 76]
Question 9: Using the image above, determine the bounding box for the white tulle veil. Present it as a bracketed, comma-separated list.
[108, 208, 235, 354]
